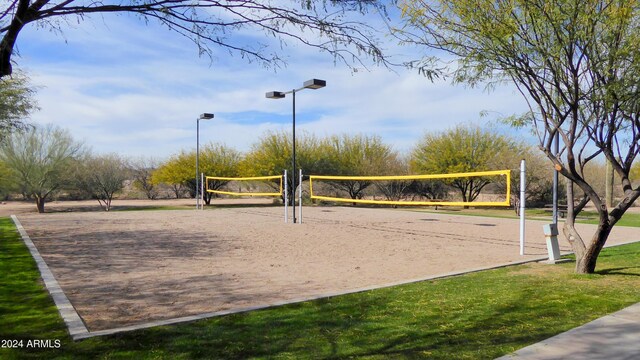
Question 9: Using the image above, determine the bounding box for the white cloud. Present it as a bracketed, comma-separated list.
[15, 6, 531, 160]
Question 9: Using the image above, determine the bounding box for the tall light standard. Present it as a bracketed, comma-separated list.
[552, 132, 560, 224]
[196, 113, 214, 210]
[266, 79, 326, 223]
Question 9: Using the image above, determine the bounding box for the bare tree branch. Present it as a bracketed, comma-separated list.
[1, 0, 393, 78]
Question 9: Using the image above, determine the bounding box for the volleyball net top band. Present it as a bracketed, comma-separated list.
[205, 169, 511, 207]
[205, 175, 283, 197]
[309, 169, 511, 207]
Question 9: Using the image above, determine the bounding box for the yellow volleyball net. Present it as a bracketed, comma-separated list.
[309, 169, 511, 207]
[205, 175, 284, 197]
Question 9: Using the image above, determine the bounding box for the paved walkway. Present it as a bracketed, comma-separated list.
[497, 302, 640, 359]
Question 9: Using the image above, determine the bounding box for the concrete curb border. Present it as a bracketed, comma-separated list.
[10, 215, 89, 339]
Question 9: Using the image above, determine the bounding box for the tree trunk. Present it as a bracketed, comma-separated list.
[566, 214, 613, 273]
[563, 180, 617, 274]
[35, 196, 45, 213]
[563, 179, 588, 272]
[171, 185, 181, 199]
[574, 225, 611, 273]
[460, 185, 470, 209]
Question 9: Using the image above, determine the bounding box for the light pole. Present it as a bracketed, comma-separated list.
[552, 132, 559, 224]
[196, 113, 214, 210]
[266, 79, 326, 223]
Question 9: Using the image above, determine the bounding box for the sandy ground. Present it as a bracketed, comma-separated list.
[8, 200, 640, 331]
[0, 198, 274, 216]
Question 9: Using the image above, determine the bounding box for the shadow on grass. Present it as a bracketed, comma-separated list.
[596, 266, 640, 276]
[74, 278, 578, 359]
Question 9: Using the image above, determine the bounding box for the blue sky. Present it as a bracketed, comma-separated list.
[14, 7, 530, 160]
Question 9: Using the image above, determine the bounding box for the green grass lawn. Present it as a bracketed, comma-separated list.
[1, 216, 640, 359]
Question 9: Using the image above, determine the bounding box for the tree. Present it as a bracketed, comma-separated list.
[405, 179, 449, 202]
[515, 148, 559, 208]
[0, 70, 37, 139]
[411, 126, 516, 204]
[373, 156, 414, 204]
[241, 131, 291, 180]
[0, 0, 391, 78]
[632, 163, 640, 185]
[0, 159, 15, 200]
[152, 150, 195, 199]
[152, 143, 241, 202]
[241, 131, 329, 204]
[489, 142, 560, 210]
[400, 0, 640, 273]
[0, 124, 83, 212]
[130, 157, 160, 200]
[199, 143, 242, 205]
[75, 153, 128, 211]
[324, 134, 397, 201]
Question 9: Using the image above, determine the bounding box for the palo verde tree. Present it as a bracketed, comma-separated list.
[0, 159, 15, 199]
[0, 124, 84, 212]
[632, 163, 640, 185]
[400, 0, 640, 273]
[152, 150, 196, 199]
[74, 153, 129, 211]
[241, 131, 329, 204]
[239, 131, 291, 203]
[130, 156, 159, 200]
[324, 133, 398, 201]
[488, 142, 562, 213]
[153, 143, 241, 202]
[628, 161, 639, 184]
[373, 155, 414, 204]
[0, 69, 37, 139]
[411, 126, 517, 204]
[0, 0, 391, 79]
[199, 143, 242, 205]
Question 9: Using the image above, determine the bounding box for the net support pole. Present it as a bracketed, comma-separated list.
[299, 169, 303, 224]
[284, 170, 288, 223]
[200, 173, 205, 210]
[519, 159, 526, 255]
[291, 89, 297, 224]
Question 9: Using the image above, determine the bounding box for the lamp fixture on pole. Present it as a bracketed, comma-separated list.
[265, 79, 326, 223]
[196, 113, 214, 210]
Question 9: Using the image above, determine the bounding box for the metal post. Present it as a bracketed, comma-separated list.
[284, 170, 288, 223]
[196, 118, 200, 210]
[194, 113, 213, 210]
[552, 132, 559, 224]
[201, 172, 205, 210]
[520, 159, 526, 255]
[299, 169, 303, 223]
[292, 89, 297, 224]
